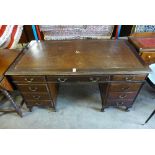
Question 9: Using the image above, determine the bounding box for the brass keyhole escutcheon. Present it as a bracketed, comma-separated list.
[75, 50, 80, 54]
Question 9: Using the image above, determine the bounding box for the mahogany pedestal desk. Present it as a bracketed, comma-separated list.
[0, 49, 22, 117]
[6, 40, 150, 112]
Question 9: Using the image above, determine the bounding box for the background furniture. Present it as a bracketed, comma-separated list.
[144, 109, 155, 124]
[129, 32, 155, 65]
[18, 25, 134, 43]
[129, 27, 155, 124]
[0, 49, 22, 117]
[19, 25, 155, 43]
[39, 25, 114, 40]
[6, 40, 149, 112]
[0, 25, 23, 49]
[133, 25, 155, 33]
[0, 49, 21, 90]
[142, 64, 155, 124]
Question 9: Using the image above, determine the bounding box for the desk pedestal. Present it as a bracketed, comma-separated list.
[9, 74, 146, 112]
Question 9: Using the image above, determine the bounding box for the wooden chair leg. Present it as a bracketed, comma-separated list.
[0, 88, 22, 117]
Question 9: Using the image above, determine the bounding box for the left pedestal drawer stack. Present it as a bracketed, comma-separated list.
[10, 76, 58, 111]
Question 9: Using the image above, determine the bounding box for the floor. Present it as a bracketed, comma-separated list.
[0, 83, 155, 129]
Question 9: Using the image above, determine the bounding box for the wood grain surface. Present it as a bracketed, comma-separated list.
[6, 40, 149, 75]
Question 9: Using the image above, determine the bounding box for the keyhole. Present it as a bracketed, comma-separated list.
[75, 50, 80, 54]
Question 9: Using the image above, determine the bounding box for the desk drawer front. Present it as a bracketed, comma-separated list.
[47, 76, 109, 83]
[141, 52, 155, 64]
[107, 99, 133, 107]
[22, 93, 50, 100]
[109, 83, 142, 92]
[17, 84, 48, 92]
[111, 75, 146, 81]
[12, 76, 46, 83]
[26, 100, 52, 106]
[108, 92, 137, 100]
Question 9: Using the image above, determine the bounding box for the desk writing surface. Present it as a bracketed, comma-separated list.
[6, 40, 149, 75]
[0, 49, 20, 79]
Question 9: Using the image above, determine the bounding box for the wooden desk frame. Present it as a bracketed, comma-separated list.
[6, 40, 150, 112]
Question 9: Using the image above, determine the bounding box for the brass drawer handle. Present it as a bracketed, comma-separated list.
[28, 87, 38, 92]
[24, 78, 34, 83]
[105, 77, 109, 81]
[121, 86, 130, 91]
[57, 78, 67, 82]
[116, 102, 124, 106]
[125, 76, 134, 81]
[147, 55, 151, 59]
[89, 77, 100, 82]
[33, 95, 41, 100]
[119, 94, 127, 99]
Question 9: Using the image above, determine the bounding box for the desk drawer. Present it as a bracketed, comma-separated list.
[107, 99, 133, 107]
[108, 92, 137, 100]
[17, 84, 48, 92]
[141, 52, 155, 64]
[47, 76, 109, 83]
[12, 76, 46, 83]
[109, 83, 142, 92]
[26, 100, 52, 106]
[23, 93, 50, 100]
[111, 75, 146, 81]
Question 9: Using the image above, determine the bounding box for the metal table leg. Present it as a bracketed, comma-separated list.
[143, 109, 155, 125]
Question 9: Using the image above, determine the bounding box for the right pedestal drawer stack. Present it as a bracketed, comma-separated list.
[99, 74, 147, 111]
